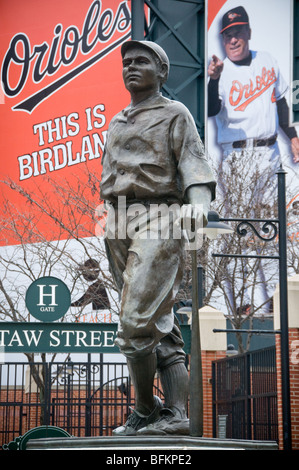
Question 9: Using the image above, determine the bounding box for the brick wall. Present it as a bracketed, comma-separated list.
[201, 350, 226, 437]
[275, 328, 299, 450]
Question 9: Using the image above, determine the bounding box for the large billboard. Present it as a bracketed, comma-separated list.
[206, 0, 299, 317]
[0, 0, 131, 246]
[207, 0, 299, 202]
[0, 1, 134, 334]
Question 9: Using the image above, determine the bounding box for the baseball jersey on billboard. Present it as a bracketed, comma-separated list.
[216, 50, 288, 145]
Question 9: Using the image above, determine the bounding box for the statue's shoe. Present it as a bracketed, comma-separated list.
[112, 396, 163, 436]
[136, 408, 190, 435]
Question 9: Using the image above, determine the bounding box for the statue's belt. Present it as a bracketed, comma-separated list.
[107, 198, 182, 208]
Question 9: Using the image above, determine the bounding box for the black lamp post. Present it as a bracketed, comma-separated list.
[211, 166, 291, 450]
[176, 214, 233, 437]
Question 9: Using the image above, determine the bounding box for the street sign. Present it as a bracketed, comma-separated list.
[0, 322, 118, 353]
[0, 322, 191, 354]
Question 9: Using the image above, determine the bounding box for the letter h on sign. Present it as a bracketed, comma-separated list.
[37, 284, 58, 306]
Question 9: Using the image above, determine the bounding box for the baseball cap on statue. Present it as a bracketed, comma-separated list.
[220, 6, 249, 34]
[121, 40, 170, 83]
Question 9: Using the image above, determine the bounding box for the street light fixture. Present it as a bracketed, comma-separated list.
[226, 344, 238, 357]
[204, 210, 234, 239]
[176, 305, 192, 323]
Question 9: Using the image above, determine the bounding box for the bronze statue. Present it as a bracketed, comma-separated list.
[100, 40, 216, 435]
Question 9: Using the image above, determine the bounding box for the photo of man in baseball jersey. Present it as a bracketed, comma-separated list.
[208, 5, 299, 199]
[206, 1, 299, 316]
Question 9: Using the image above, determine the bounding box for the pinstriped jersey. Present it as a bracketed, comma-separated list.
[216, 50, 288, 144]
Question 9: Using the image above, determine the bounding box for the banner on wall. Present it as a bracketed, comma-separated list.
[0, 0, 132, 246]
[206, 0, 299, 239]
[206, 0, 299, 316]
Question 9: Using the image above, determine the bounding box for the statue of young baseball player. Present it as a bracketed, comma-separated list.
[100, 40, 216, 435]
[208, 5, 299, 179]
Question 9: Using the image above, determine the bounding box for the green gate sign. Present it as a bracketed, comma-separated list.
[0, 322, 191, 354]
[25, 277, 71, 322]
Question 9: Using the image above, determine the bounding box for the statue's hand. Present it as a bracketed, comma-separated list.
[174, 185, 211, 243]
[185, 185, 211, 227]
[180, 203, 207, 229]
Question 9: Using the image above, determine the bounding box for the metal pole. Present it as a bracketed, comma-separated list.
[85, 353, 91, 437]
[189, 249, 203, 436]
[99, 353, 104, 436]
[43, 362, 51, 426]
[277, 166, 292, 450]
[212, 362, 216, 438]
[246, 353, 252, 440]
[131, 0, 145, 40]
[198, 264, 204, 309]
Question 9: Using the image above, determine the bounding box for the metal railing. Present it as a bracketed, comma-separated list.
[0, 357, 164, 448]
[212, 346, 278, 442]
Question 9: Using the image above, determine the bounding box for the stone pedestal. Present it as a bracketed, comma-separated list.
[26, 434, 278, 450]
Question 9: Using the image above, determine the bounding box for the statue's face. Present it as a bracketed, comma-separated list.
[122, 46, 162, 94]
